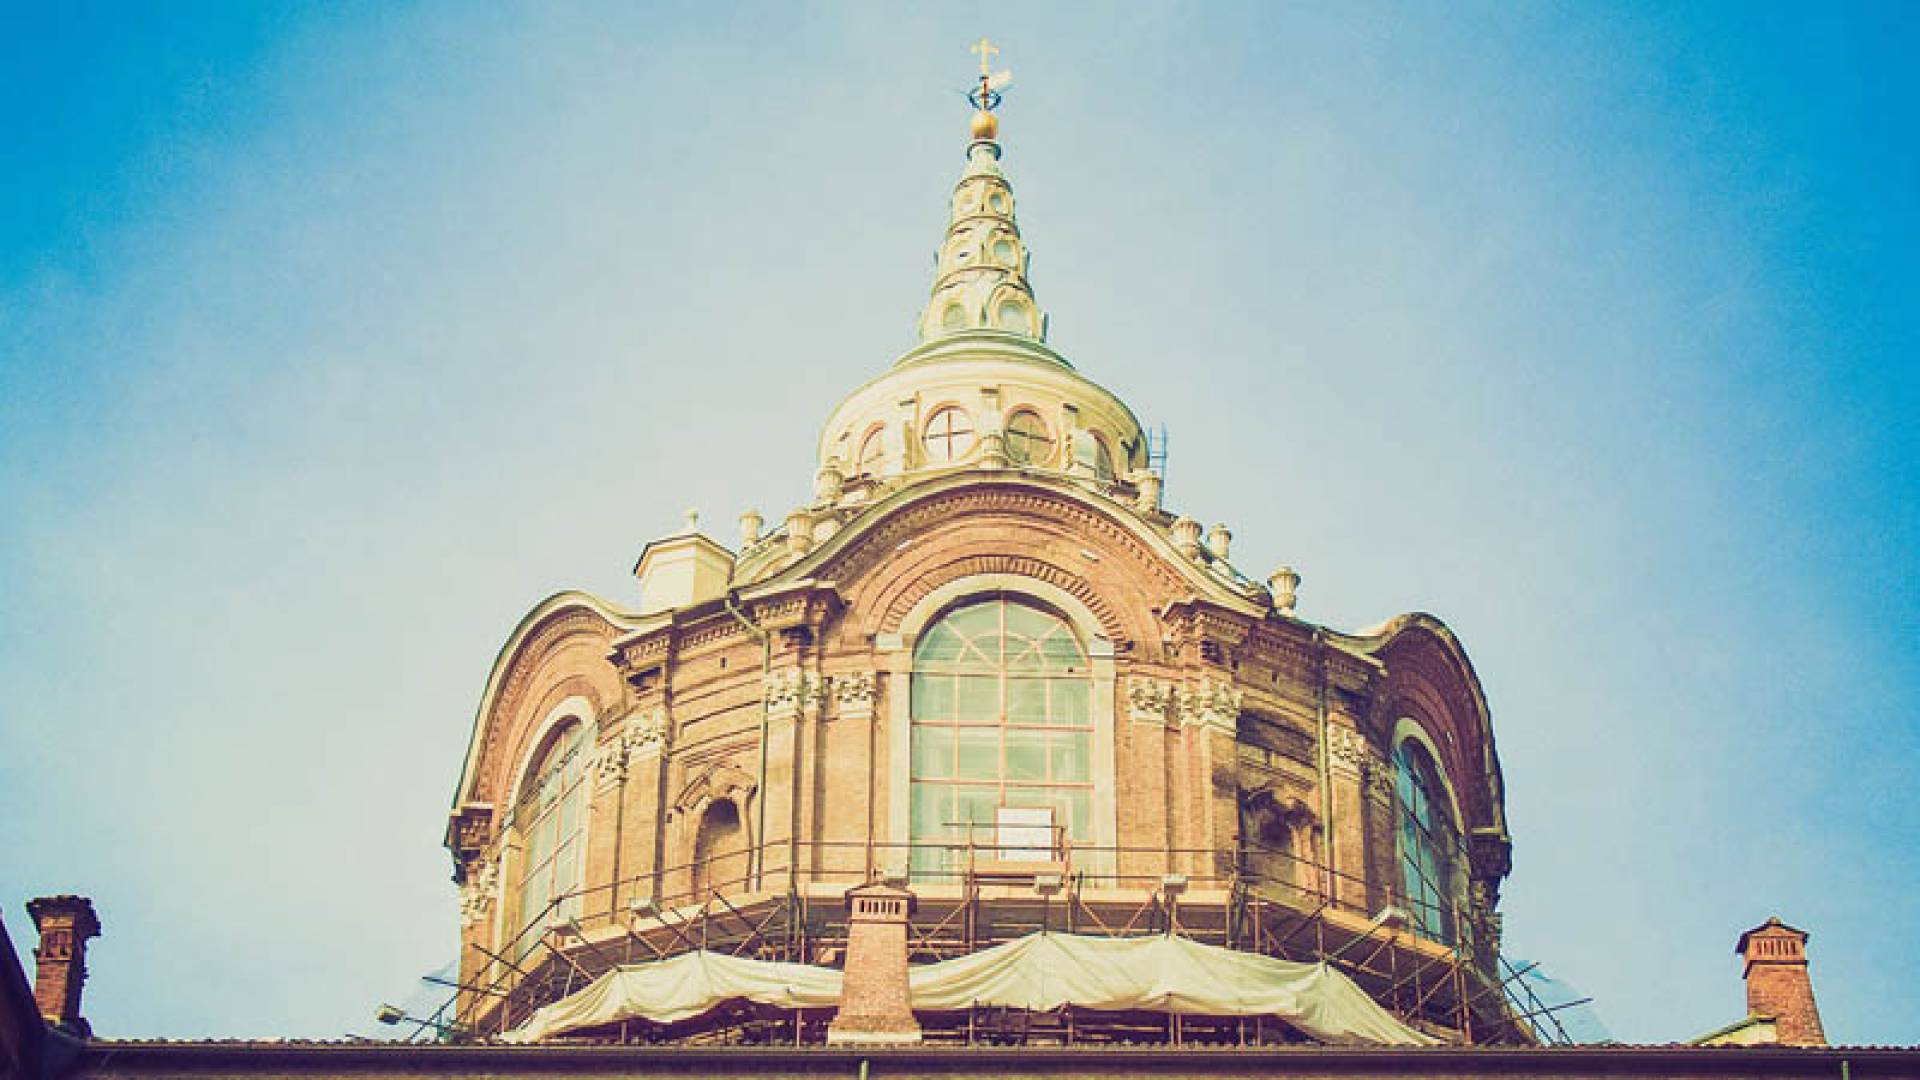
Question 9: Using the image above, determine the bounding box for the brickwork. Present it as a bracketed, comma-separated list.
[445, 476, 1512, 1030]
[26, 894, 99, 1036]
[1738, 918, 1826, 1047]
[828, 884, 920, 1044]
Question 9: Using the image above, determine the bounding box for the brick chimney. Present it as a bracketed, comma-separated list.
[1736, 916, 1825, 1047]
[26, 896, 101, 1037]
[826, 882, 920, 1045]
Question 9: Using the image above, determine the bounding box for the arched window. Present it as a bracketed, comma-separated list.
[909, 597, 1092, 877]
[691, 798, 746, 899]
[513, 721, 589, 954]
[1393, 737, 1459, 945]
[1090, 432, 1117, 480]
[854, 426, 886, 479]
[995, 298, 1030, 333]
[922, 406, 976, 463]
[1004, 409, 1053, 466]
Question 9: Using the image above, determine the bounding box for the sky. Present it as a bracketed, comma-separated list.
[2, 0, 1916, 1047]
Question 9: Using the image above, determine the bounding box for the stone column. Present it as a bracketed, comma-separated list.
[827, 883, 921, 1045]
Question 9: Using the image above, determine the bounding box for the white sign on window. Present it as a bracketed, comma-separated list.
[996, 806, 1055, 862]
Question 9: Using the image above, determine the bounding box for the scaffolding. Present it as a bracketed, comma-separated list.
[418, 831, 1574, 1048]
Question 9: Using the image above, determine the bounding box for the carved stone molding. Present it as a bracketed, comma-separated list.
[832, 672, 878, 720]
[594, 707, 670, 791]
[1362, 756, 1397, 804]
[1126, 677, 1177, 725]
[457, 858, 500, 929]
[765, 669, 827, 721]
[1176, 678, 1242, 737]
[1325, 725, 1368, 775]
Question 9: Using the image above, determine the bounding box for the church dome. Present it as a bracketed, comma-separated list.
[816, 120, 1147, 491]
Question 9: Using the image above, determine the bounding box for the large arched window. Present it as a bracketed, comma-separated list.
[513, 720, 589, 954]
[909, 597, 1092, 877]
[1393, 737, 1459, 945]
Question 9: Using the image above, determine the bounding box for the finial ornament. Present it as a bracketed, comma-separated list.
[971, 37, 999, 77]
[966, 39, 1013, 141]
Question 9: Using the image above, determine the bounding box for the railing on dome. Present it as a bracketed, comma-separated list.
[423, 836, 1573, 1049]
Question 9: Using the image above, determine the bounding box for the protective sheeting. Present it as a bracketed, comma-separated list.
[499, 950, 842, 1043]
[501, 932, 1436, 1046]
[908, 932, 1438, 1046]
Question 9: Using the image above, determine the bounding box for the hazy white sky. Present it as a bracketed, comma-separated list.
[3, 2, 1916, 1045]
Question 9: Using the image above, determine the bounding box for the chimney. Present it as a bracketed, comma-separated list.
[1736, 916, 1826, 1046]
[826, 882, 921, 1045]
[26, 896, 101, 1037]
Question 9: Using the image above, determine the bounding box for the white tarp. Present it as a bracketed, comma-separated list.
[500, 950, 843, 1043]
[501, 932, 1436, 1046]
[908, 932, 1438, 1046]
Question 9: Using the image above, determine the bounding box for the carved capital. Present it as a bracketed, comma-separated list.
[832, 672, 878, 720]
[765, 669, 826, 721]
[458, 858, 500, 929]
[1325, 725, 1368, 775]
[594, 707, 670, 791]
[1362, 756, 1397, 804]
[1125, 676, 1177, 725]
[1176, 677, 1242, 737]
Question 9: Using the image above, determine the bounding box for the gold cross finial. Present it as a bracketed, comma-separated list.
[971, 37, 999, 77]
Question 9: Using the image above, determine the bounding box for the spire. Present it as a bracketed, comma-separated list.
[917, 41, 1045, 344]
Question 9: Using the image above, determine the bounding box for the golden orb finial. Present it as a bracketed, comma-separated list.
[970, 108, 999, 141]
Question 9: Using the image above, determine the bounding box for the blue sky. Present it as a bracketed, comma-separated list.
[2, 1, 1915, 1045]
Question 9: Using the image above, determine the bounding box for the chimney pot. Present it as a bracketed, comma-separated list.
[26, 895, 101, 1037]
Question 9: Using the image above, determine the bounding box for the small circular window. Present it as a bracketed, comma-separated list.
[940, 303, 967, 330]
[988, 191, 1009, 214]
[991, 238, 1017, 264]
[1005, 410, 1054, 466]
[922, 407, 976, 463]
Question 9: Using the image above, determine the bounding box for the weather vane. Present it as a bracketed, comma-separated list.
[967, 37, 1013, 113]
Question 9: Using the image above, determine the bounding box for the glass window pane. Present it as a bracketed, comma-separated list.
[1064, 790, 1091, 842]
[912, 782, 953, 840]
[956, 727, 999, 779]
[956, 675, 999, 722]
[915, 624, 965, 664]
[956, 786, 999, 847]
[1006, 678, 1046, 724]
[1006, 728, 1047, 781]
[913, 726, 955, 779]
[1001, 601, 1053, 641]
[1038, 629, 1084, 669]
[1050, 731, 1090, 782]
[913, 674, 954, 720]
[945, 602, 1000, 639]
[1050, 680, 1089, 726]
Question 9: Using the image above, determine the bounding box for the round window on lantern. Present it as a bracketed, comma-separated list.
[921, 407, 977, 463]
[1005, 410, 1054, 466]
